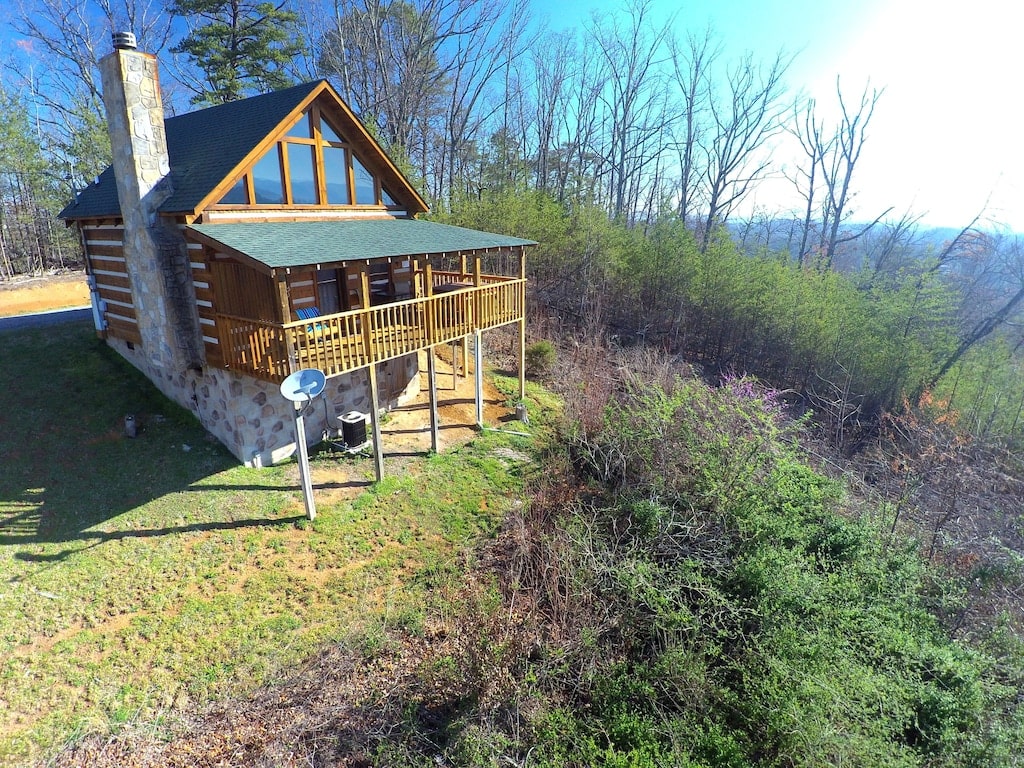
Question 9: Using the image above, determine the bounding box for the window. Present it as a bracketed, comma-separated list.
[252, 148, 284, 204]
[353, 157, 376, 205]
[287, 113, 311, 139]
[321, 119, 343, 143]
[322, 147, 351, 205]
[287, 144, 317, 205]
[219, 177, 248, 204]
[214, 106, 394, 209]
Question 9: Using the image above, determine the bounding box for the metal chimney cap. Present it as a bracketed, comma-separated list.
[112, 31, 137, 50]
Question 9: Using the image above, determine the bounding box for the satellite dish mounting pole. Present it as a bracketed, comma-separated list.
[279, 368, 327, 522]
[293, 398, 317, 521]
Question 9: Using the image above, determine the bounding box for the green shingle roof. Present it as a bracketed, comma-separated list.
[60, 81, 324, 220]
[186, 219, 535, 269]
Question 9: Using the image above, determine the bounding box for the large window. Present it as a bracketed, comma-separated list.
[252, 149, 284, 204]
[286, 144, 317, 204]
[322, 146, 351, 205]
[216, 107, 395, 208]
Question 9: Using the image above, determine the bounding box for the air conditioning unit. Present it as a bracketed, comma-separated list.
[340, 411, 368, 449]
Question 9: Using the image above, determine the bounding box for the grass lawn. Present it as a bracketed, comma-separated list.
[0, 321, 544, 765]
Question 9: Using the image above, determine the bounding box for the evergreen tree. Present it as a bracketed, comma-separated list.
[0, 89, 79, 275]
[169, 0, 306, 105]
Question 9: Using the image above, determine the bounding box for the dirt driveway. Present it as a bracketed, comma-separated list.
[0, 272, 89, 317]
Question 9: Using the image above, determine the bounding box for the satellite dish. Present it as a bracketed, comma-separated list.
[280, 368, 327, 402]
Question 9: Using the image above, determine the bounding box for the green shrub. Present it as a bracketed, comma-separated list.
[525, 339, 556, 379]
[529, 369, 1022, 767]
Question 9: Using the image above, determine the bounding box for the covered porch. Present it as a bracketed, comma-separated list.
[185, 218, 534, 414]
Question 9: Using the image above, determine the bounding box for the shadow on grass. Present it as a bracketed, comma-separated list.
[0, 323, 292, 559]
[12, 514, 306, 566]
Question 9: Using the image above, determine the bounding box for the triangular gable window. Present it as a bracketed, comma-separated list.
[213, 105, 395, 209]
[287, 113, 311, 139]
[219, 177, 248, 205]
[321, 119, 343, 144]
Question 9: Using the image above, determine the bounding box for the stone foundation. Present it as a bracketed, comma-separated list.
[108, 337, 419, 466]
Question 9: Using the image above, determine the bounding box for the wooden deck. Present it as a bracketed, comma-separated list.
[216, 275, 526, 383]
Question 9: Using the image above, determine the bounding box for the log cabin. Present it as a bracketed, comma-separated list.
[59, 33, 534, 469]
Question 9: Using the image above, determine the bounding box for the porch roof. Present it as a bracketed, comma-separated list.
[186, 219, 535, 270]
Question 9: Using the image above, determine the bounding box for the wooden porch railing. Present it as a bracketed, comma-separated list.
[216, 277, 525, 383]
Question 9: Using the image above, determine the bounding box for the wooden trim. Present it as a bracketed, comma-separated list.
[314, 82, 429, 214]
[280, 140, 294, 205]
[346, 147, 356, 208]
[275, 271, 291, 325]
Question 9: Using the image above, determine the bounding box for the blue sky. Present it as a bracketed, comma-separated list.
[2, 0, 1017, 230]
[536, 0, 1023, 231]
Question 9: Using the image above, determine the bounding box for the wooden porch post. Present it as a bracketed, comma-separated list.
[468, 254, 481, 385]
[368, 363, 384, 482]
[275, 270, 297, 369]
[359, 264, 373, 362]
[275, 270, 291, 320]
[427, 349, 440, 453]
[518, 318, 527, 401]
[519, 246, 527, 400]
[474, 330, 484, 429]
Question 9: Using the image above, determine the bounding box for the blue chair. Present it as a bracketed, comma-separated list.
[295, 306, 331, 339]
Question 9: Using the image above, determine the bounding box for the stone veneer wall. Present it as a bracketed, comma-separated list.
[109, 337, 419, 467]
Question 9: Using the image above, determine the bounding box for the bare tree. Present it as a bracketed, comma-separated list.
[9, 0, 175, 189]
[698, 49, 792, 251]
[930, 233, 1024, 386]
[317, 0, 531, 203]
[317, 0, 450, 181]
[586, 0, 673, 221]
[863, 209, 924, 282]
[668, 26, 718, 226]
[818, 79, 888, 269]
[437, 0, 532, 203]
[526, 30, 575, 194]
[554, 36, 607, 203]
[788, 95, 825, 265]
[791, 78, 889, 269]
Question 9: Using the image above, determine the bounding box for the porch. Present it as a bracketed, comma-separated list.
[216, 272, 526, 384]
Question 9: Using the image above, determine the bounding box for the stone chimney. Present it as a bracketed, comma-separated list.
[99, 32, 202, 374]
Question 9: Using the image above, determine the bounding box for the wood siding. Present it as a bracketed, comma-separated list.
[187, 239, 222, 365]
[82, 223, 141, 344]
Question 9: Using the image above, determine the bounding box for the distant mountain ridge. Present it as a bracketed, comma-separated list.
[726, 218, 1010, 259]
